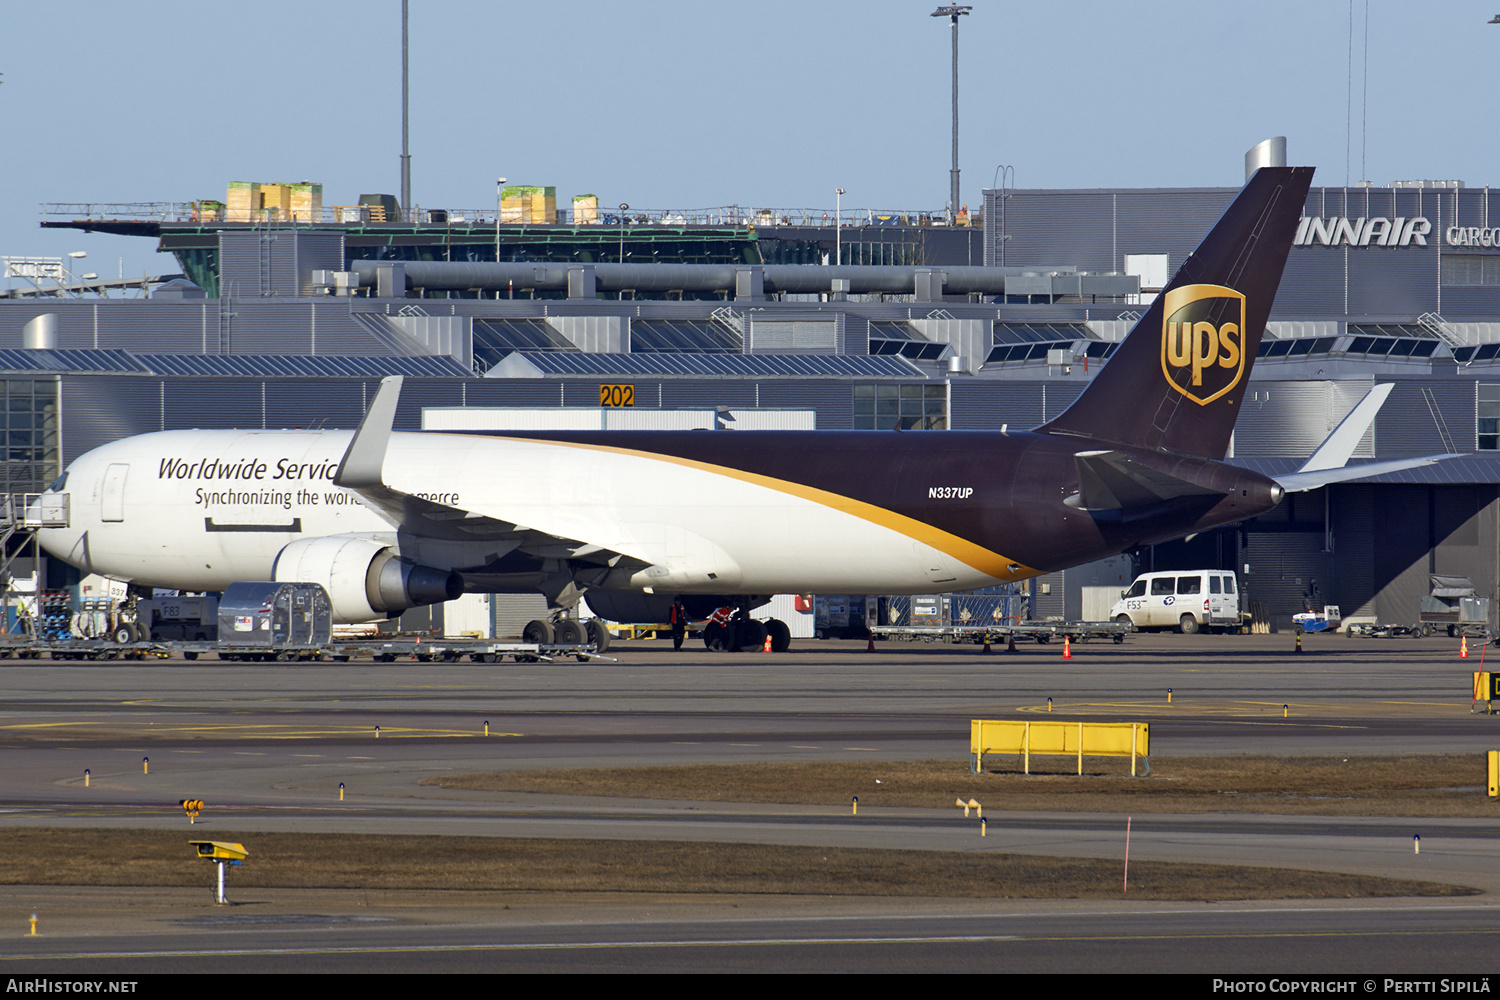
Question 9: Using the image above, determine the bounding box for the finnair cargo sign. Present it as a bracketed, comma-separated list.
[1446, 226, 1500, 248]
[1294, 216, 1431, 247]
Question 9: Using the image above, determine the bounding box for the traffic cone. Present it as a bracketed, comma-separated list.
[981, 639, 991, 654]
[1295, 633, 1302, 654]
[1062, 635, 1072, 660]
[1461, 635, 1469, 659]
[763, 633, 772, 653]
[866, 633, 875, 653]
[1007, 634, 1017, 653]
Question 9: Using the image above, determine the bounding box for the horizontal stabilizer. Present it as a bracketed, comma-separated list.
[1069, 450, 1223, 512]
[1275, 454, 1461, 493]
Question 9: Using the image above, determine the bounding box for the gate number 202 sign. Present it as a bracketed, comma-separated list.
[599, 384, 634, 407]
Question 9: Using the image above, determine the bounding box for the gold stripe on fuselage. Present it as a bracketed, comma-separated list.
[451, 434, 1039, 582]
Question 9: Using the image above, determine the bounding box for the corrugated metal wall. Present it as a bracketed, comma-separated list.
[1375, 379, 1475, 456]
[1235, 380, 1374, 458]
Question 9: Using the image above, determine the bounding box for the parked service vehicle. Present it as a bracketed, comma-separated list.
[1110, 570, 1241, 634]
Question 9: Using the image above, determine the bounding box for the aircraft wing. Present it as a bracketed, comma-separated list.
[332, 376, 649, 570]
[1272, 383, 1459, 492]
[1274, 454, 1462, 493]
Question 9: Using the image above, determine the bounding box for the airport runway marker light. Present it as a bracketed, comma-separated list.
[375, 725, 380, 738]
[1167, 689, 1172, 705]
[339, 782, 345, 801]
[851, 796, 858, 815]
[28, 913, 36, 936]
[1047, 697, 1052, 712]
[1283, 704, 1288, 718]
[980, 817, 986, 837]
[142, 757, 148, 774]
[180, 799, 203, 824]
[1414, 834, 1421, 855]
[83, 769, 89, 787]
[484, 721, 490, 736]
[191, 841, 248, 905]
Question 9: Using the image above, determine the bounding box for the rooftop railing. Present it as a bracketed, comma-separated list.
[41, 202, 981, 229]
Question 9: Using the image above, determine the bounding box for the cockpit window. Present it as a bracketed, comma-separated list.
[46, 472, 67, 493]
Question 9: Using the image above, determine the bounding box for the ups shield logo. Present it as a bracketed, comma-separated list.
[1160, 284, 1246, 405]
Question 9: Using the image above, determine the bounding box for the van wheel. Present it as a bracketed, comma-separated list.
[1115, 614, 1134, 629]
[1179, 615, 1199, 635]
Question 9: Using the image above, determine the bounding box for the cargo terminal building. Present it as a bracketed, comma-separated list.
[5, 176, 1500, 633]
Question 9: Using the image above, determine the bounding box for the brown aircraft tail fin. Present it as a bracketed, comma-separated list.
[1037, 165, 1314, 459]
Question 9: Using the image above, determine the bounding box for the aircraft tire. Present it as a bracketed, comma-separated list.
[703, 622, 730, 652]
[585, 618, 611, 654]
[111, 623, 136, 645]
[736, 618, 767, 652]
[522, 619, 554, 645]
[1180, 615, 1200, 635]
[556, 619, 587, 646]
[766, 618, 792, 653]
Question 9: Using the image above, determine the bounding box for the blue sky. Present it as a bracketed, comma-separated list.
[3, 1, 1497, 284]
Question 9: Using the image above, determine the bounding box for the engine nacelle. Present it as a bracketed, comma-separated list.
[272, 535, 462, 623]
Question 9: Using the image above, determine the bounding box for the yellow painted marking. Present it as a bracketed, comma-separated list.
[476, 434, 1040, 582]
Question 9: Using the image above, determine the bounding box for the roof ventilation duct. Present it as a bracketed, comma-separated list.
[22, 313, 57, 350]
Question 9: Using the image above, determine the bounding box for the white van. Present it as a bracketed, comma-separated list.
[1110, 570, 1241, 633]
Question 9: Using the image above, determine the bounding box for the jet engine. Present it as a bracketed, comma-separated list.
[272, 535, 462, 623]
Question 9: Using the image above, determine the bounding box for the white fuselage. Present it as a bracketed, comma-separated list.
[39, 428, 1017, 597]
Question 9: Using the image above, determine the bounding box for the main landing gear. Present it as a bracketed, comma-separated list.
[701, 607, 792, 653]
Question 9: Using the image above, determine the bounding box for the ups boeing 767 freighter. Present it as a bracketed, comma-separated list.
[34, 165, 1445, 648]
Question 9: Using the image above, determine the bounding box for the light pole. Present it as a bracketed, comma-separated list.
[932, 5, 971, 224]
[66, 251, 86, 296]
[619, 203, 630, 263]
[400, 0, 411, 222]
[495, 177, 506, 276]
[835, 188, 845, 266]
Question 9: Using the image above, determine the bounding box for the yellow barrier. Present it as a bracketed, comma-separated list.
[1489, 750, 1498, 799]
[970, 719, 1150, 776]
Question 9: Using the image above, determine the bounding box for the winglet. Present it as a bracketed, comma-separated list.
[334, 376, 403, 488]
[1297, 383, 1393, 474]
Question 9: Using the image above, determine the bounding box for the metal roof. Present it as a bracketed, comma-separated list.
[486, 351, 929, 379]
[0, 349, 469, 378]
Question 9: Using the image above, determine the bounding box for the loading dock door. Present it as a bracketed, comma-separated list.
[102, 464, 128, 522]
